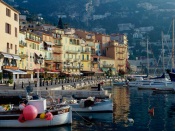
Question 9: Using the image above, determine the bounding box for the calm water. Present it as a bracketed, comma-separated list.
[2, 86, 175, 131]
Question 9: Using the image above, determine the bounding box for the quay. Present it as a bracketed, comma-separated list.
[0, 78, 114, 99]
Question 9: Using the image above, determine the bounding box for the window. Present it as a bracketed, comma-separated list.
[14, 13, 18, 21]
[10, 44, 12, 49]
[7, 43, 9, 49]
[15, 27, 17, 37]
[15, 45, 17, 54]
[6, 8, 11, 17]
[5, 23, 11, 34]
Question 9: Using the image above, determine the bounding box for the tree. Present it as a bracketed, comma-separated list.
[57, 17, 64, 29]
[118, 69, 125, 77]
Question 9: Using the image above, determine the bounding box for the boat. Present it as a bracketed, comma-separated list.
[112, 80, 127, 86]
[0, 86, 72, 128]
[61, 96, 113, 113]
[73, 112, 113, 123]
[137, 80, 173, 90]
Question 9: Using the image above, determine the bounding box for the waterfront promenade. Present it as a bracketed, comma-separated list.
[0, 77, 114, 99]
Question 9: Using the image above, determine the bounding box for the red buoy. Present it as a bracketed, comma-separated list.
[148, 107, 154, 115]
[18, 114, 26, 123]
[23, 105, 38, 120]
[45, 112, 53, 120]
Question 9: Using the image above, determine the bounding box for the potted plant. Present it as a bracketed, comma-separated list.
[7, 79, 13, 86]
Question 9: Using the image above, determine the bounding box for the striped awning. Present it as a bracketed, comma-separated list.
[1, 53, 13, 59]
[4, 69, 27, 74]
[12, 55, 21, 60]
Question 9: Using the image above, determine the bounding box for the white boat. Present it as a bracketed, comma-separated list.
[0, 84, 72, 128]
[113, 81, 126, 86]
[62, 97, 113, 113]
[138, 80, 173, 90]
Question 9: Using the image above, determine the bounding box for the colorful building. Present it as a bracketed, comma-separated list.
[0, 0, 25, 83]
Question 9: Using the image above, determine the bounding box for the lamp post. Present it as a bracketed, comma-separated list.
[64, 62, 71, 83]
[78, 62, 83, 80]
[38, 54, 43, 87]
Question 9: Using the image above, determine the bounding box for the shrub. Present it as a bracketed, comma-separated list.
[7, 79, 13, 84]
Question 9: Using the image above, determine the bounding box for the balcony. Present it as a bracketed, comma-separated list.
[103, 64, 114, 68]
[53, 58, 62, 63]
[117, 50, 125, 54]
[19, 53, 28, 59]
[118, 58, 125, 60]
[82, 59, 90, 62]
[66, 50, 79, 54]
[65, 58, 73, 62]
[19, 41, 27, 47]
[92, 60, 98, 63]
[80, 50, 91, 54]
[45, 57, 53, 60]
[53, 49, 62, 54]
[73, 58, 80, 62]
[53, 43, 63, 47]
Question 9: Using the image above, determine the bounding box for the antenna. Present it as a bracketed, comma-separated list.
[162, 31, 165, 72]
[172, 18, 174, 70]
[147, 37, 149, 76]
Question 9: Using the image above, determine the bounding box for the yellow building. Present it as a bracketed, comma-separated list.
[25, 31, 45, 80]
[61, 35, 82, 75]
[0, 0, 25, 83]
[106, 41, 128, 73]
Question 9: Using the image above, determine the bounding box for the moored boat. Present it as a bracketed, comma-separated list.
[62, 96, 113, 113]
[0, 86, 72, 128]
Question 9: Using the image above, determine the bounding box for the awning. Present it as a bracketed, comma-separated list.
[111, 68, 116, 72]
[44, 41, 54, 46]
[12, 55, 21, 60]
[101, 68, 108, 72]
[4, 69, 27, 74]
[1, 53, 13, 59]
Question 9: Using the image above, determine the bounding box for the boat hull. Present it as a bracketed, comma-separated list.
[69, 100, 113, 113]
[0, 110, 72, 128]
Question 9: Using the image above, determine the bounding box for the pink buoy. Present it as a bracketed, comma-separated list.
[45, 112, 53, 120]
[18, 114, 26, 123]
[23, 105, 38, 120]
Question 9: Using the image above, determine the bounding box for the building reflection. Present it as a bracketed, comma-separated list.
[113, 87, 130, 123]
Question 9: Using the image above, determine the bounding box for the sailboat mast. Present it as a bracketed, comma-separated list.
[147, 38, 149, 76]
[172, 18, 174, 70]
[162, 31, 165, 72]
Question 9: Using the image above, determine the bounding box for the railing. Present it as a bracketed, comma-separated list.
[44, 57, 53, 61]
[80, 50, 91, 54]
[53, 49, 62, 54]
[103, 64, 114, 68]
[82, 59, 90, 61]
[19, 54, 28, 59]
[19, 41, 27, 47]
[66, 50, 79, 54]
[53, 58, 62, 62]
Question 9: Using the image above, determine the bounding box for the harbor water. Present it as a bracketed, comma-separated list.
[1, 85, 175, 131]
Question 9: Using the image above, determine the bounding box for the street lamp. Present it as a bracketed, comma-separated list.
[38, 54, 43, 87]
[78, 62, 83, 80]
[64, 62, 71, 83]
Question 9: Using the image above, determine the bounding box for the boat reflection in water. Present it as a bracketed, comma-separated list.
[0, 125, 72, 131]
[73, 112, 113, 123]
[113, 86, 130, 125]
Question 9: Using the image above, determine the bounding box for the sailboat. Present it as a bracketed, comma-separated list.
[167, 18, 175, 88]
[131, 31, 174, 89]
